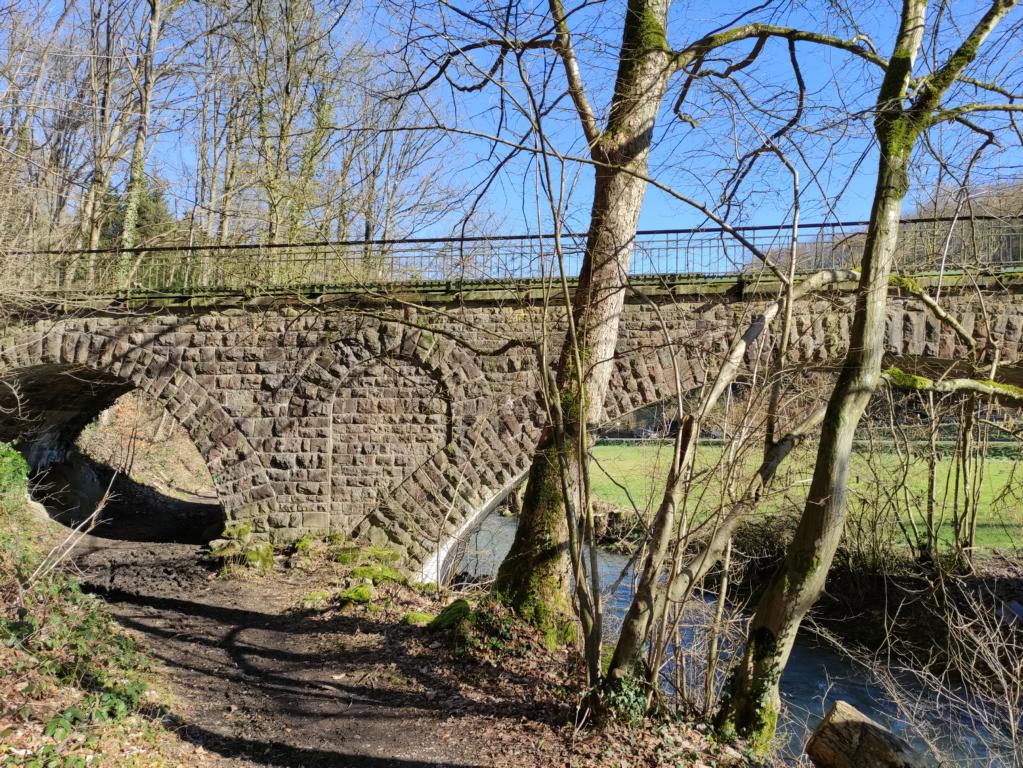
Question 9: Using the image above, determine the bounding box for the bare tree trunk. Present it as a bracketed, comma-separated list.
[493, 0, 672, 639]
[604, 270, 852, 691]
[215, 95, 241, 245]
[119, 0, 161, 254]
[715, 143, 912, 749]
[715, 0, 1017, 749]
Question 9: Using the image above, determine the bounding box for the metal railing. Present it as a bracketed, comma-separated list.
[4, 216, 1022, 295]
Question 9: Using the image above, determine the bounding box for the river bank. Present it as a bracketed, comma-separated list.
[459, 509, 1023, 765]
[2, 494, 763, 767]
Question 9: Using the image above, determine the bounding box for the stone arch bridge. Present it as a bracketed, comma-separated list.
[1, 275, 1020, 579]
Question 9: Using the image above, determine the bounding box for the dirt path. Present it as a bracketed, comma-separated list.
[72, 537, 541, 768]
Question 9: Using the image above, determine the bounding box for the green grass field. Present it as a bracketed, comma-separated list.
[591, 442, 1023, 552]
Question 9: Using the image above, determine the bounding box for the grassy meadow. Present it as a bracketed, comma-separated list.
[591, 441, 1023, 552]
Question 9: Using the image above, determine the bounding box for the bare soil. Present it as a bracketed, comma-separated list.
[70, 537, 747, 768]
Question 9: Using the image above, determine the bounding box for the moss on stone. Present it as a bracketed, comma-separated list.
[222, 521, 252, 541]
[333, 545, 401, 566]
[339, 584, 376, 604]
[208, 538, 243, 559]
[351, 564, 404, 585]
[411, 581, 439, 595]
[403, 611, 435, 627]
[428, 599, 472, 631]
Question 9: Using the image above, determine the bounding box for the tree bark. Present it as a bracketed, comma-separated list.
[493, 0, 673, 638]
[715, 0, 1017, 750]
[605, 270, 852, 689]
[119, 0, 161, 255]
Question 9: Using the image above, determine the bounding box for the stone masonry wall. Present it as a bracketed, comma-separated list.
[0, 281, 1019, 573]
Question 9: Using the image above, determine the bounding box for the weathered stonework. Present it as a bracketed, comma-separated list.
[1, 277, 1020, 575]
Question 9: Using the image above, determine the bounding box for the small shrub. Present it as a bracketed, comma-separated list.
[243, 542, 274, 571]
[333, 547, 361, 565]
[462, 603, 517, 654]
[604, 674, 648, 725]
[292, 534, 315, 555]
[209, 521, 273, 572]
[0, 441, 29, 496]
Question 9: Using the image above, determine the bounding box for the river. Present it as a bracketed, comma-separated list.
[457, 511, 990, 764]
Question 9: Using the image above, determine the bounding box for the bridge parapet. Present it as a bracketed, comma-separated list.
[6, 216, 1022, 296]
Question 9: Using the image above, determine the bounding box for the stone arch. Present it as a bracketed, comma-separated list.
[276, 319, 542, 570]
[0, 322, 279, 535]
[331, 355, 450, 525]
[277, 321, 465, 539]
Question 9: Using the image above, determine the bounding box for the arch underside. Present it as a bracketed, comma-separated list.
[0, 364, 133, 468]
[0, 325, 279, 536]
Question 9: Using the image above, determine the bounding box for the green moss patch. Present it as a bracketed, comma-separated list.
[403, 611, 435, 627]
[332, 545, 401, 566]
[209, 520, 273, 572]
[428, 599, 471, 631]
[351, 564, 404, 585]
[977, 378, 1023, 400]
[889, 274, 923, 295]
[339, 584, 376, 604]
[222, 521, 253, 540]
[884, 366, 933, 390]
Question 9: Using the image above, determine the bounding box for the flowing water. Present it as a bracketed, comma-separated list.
[457, 511, 991, 764]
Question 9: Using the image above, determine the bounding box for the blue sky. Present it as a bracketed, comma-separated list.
[16, 0, 1019, 242]
[384, 0, 1023, 236]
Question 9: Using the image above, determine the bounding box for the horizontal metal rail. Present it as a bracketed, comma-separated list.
[4, 216, 1022, 295]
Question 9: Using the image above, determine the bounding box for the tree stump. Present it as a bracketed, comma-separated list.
[805, 700, 930, 768]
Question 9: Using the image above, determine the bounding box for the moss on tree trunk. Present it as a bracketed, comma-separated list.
[493, 434, 577, 647]
[491, 0, 672, 644]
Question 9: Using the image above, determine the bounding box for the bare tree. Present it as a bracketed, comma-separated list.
[717, 0, 1023, 749]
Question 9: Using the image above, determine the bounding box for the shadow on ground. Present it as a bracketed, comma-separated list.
[74, 539, 570, 767]
[32, 450, 223, 544]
